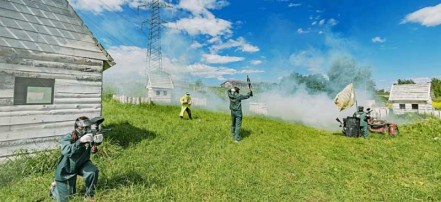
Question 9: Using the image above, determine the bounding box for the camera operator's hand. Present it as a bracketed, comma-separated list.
[80, 133, 93, 143]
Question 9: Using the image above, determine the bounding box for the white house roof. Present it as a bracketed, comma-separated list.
[389, 82, 432, 101]
[147, 70, 174, 89]
[0, 0, 114, 69]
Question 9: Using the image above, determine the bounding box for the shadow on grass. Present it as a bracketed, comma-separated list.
[331, 132, 346, 137]
[104, 122, 157, 148]
[101, 170, 161, 190]
[241, 128, 252, 139]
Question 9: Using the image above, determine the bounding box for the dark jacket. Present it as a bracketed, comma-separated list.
[54, 133, 92, 181]
[228, 89, 252, 114]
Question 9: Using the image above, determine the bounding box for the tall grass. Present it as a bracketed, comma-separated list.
[0, 99, 440, 201]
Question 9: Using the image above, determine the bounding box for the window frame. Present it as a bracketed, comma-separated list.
[411, 104, 418, 110]
[14, 77, 55, 105]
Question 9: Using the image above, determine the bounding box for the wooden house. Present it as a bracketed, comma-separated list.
[146, 70, 174, 103]
[220, 80, 248, 89]
[0, 0, 114, 158]
[388, 82, 433, 114]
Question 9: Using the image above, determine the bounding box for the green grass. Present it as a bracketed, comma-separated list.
[1, 99, 441, 201]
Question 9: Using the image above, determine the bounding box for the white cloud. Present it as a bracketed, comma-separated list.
[288, 3, 302, 7]
[165, 16, 232, 37]
[105, 46, 146, 76]
[319, 19, 325, 26]
[202, 54, 244, 64]
[185, 64, 263, 80]
[207, 36, 222, 44]
[210, 37, 259, 53]
[240, 69, 264, 74]
[190, 41, 203, 49]
[179, 0, 229, 16]
[250, 60, 262, 65]
[327, 18, 338, 26]
[371, 36, 386, 43]
[185, 64, 235, 79]
[402, 3, 441, 27]
[68, 0, 126, 13]
[297, 28, 310, 34]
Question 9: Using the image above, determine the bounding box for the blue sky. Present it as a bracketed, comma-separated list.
[69, 0, 441, 90]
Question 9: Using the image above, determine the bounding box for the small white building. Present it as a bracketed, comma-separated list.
[0, 0, 114, 157]
[146, 71, 174, 103]
[388, 82, 433, 114]
[220, 80, 248, 89]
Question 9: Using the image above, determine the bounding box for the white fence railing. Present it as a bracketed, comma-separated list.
[249, 102, 268, 115]
[112, 95, 207, 106]
[112, 95, 152, 105]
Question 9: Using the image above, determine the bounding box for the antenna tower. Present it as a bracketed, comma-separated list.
[140, 0, 171, 72]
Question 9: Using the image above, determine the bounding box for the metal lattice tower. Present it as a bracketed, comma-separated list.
[147, 0, 163, 72]
[141, 0, 171, 72]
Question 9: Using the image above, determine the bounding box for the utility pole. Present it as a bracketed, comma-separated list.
[139, 0, 171, 72]
[139, 0, 174, 102]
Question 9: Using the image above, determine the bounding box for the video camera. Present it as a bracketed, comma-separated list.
[84, 117, 111, 148]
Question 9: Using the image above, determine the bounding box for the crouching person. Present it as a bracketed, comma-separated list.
[50, 116, 101, 201]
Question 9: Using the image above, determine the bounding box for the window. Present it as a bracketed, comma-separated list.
[412, 104, 418, 110]
[399, 104, 405, 109]
[156, 90, 160, 96]
[14, 77, 55, 105]
[163, 91, 167, 96]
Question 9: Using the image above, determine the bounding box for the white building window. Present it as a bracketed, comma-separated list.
[412, 104, 418, 110]
[14, 77, 55, 105]
[163, 91, 167, 96]
[156, 90, 160, 96]
[399, 104, 405, 109]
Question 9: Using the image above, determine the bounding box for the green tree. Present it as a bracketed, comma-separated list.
[397, 79, 415, 84]
[431, 78, 441, 98]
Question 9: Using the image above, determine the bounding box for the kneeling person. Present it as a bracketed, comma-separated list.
[50, 116, 102, 201]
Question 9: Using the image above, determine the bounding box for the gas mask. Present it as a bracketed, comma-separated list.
[75, 118, 93, 137]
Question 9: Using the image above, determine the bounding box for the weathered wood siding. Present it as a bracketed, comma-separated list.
[0, 0, 112, 157]
[0, 53, 103, 157]
[391, 102, 433, 114]
[147, 88, 173, 103]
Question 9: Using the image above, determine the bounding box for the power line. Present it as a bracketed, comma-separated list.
[78, 11, 140, 47]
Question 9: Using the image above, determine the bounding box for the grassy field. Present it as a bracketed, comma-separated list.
[1, 99, 441, 201]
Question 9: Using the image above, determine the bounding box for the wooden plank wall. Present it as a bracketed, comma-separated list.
[0, 49, 103, 157]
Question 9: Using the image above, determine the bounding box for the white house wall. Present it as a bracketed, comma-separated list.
[392, 103, 433, 114]
[0, 53, 103, 157]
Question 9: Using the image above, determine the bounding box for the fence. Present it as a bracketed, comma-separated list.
[249, 102, 268, 115]
[418, 110, 441, 118]
[112, 95, 152, 105]
[112, 95, 207, 106]
[368, 107, 441, 119]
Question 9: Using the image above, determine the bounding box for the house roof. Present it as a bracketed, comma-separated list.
[389, 82, 432, 101]
[147, 71, 174, 89]
[0, 0, 114, 69]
